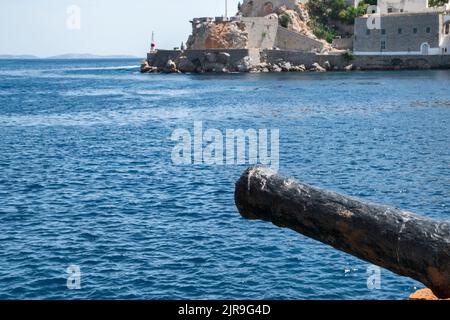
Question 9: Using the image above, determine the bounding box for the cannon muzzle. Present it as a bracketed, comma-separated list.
[235, 166, 450, 299]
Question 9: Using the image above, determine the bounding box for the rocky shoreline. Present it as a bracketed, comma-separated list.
[140, 50, 355, 74]
[141, 48, 450, 74]
[409, 288, 450, 300]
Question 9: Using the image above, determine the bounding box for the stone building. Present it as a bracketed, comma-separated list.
[353, 0, 450, 55]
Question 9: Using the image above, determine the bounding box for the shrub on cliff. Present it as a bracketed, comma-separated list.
[279, 14, 292, 28]
[342, 50, 354, 61]
[308, 19, 337, 43]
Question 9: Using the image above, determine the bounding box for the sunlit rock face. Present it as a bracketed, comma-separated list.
[186, 21, 249, 50]
[237, 0, 313, 36]
[239, 0, 304, 17]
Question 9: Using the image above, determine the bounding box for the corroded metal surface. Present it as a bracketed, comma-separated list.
[235, 166, 450, 298]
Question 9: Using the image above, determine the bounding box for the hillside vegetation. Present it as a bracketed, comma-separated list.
[306, 0, 375, 42]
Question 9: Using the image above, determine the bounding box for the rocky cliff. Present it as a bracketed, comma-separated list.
[186, 2, 331, 51]
[239, 0, 300, 17]
[186, 21, 249, 50]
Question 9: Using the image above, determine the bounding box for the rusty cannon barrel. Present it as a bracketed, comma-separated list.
[235, 166, 450, 299]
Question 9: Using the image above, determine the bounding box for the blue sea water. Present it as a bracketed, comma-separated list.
[0, 59, 448, 300]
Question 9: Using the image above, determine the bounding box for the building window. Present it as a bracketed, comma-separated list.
[398, 28, 402, 34]
[388, 8, 393, 13]
[381, 41, 386, 50]
[381, 29, 386, 35]
[426, 27, 431, 33]
[413, 27, 418, 34]
[366, 29, 370, 35]
[445, 24, 449, 35]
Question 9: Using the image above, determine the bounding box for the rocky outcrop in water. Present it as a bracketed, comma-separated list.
[140, 60, 158, 73]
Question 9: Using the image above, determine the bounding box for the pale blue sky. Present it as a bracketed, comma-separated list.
[0, 0, 240, 57]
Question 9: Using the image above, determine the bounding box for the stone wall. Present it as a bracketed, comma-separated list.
[262, 50, 344, 67]
[184, 49, 252, 65]
[240, 16, 279, 48]
[263, 49, 450, 69]
[275, 27, 325, 51]
[332, 37, 354, 50]
[352, 54, 450, 69]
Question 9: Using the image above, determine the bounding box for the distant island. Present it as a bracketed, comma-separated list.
[0, 55, 40, 60]
[0, 54, 139, 60]
[46, 54, 139, 60]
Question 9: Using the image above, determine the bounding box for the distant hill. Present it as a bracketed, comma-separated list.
[0, 54, 40, 59]
[0, 54, 139, 60]
[46, 54, 139, 59]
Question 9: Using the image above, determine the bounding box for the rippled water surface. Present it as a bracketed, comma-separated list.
[0, 59, 449, 299]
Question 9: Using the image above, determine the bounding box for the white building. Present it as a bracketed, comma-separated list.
[378, 0, 429, 14]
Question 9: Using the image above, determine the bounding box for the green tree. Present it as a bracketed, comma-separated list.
[429, 0, 448, 6]
[338, 1, 370, 25]
[307, 0, 376, 25]
[306, 0, 376, 41]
